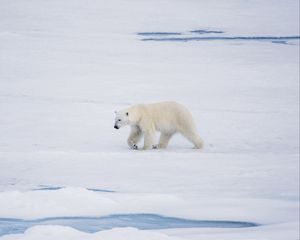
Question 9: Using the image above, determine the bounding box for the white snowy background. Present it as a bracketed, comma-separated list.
[0, 0, 299, 239]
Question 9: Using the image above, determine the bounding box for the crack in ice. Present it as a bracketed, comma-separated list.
[0, 214, 259, 236]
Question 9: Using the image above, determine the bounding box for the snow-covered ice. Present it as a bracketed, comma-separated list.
[0, 0, 299, 239]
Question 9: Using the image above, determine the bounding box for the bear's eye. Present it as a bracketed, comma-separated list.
[118, 119, 121, 122]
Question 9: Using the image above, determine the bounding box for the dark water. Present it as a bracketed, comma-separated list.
[32, 186, 115, 193]
[141, 36, 300, 42]
[137, 29, 299, 44]
[271, 40, 289, 45]
[0, 214, 259, 236]
[86, 188, 115, 193]
[32, 186, 63, 191]
[137, 32, 182, 36]
[190, 30, 224, 34]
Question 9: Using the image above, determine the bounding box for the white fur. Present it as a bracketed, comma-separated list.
[114, 101, 204, 150]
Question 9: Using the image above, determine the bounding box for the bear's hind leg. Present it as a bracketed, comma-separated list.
[188, 134, 204, 149]
[158, 132, 174, 149]
[180, 130, 204, 149]
[191, 135, 204, 149]
[127, 126, 142, 149]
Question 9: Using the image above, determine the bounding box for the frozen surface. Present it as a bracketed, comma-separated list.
[0, 0, 299, 239]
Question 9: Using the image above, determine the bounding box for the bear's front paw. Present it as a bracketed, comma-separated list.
[131, 144, 138, 150]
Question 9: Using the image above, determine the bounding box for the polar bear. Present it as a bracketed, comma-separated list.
[114, 101, 203, 150]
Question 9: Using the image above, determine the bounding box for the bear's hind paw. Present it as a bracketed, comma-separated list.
[131, 144, 138, 150]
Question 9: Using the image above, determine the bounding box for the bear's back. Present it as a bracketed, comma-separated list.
[142, 101, 196, 131]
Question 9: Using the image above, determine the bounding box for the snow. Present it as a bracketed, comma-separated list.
[0, 0, 299, 239]
[0, 226, 179, 240]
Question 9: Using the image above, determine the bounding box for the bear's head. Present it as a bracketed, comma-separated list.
[114, 110, 130, 129]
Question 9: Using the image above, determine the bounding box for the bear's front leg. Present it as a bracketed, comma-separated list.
[143, 130, 156, 150]
[127, 125, 142, 150]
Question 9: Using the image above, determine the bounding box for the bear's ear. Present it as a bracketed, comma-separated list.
[126, 112, 129, 116]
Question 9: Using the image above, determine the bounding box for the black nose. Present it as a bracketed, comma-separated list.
[114, 125, 119, 129]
